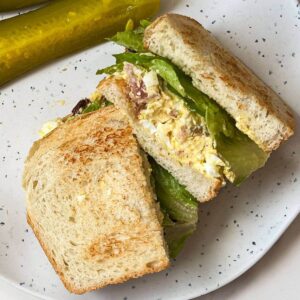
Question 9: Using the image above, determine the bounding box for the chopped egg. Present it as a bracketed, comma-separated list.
[38, 119, 62, 138]
[142, 70, 160, 97]
[203, 153, 225, 178]
[140, 120, 157, 134]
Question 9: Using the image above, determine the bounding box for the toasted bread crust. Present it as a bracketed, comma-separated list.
[27, 213, 169, 294]
[23, 107, 169, 294]
[144, 14, 295, 152]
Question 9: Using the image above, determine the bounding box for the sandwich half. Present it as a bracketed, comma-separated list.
[23, 106, 169, 294]
[96, 14, 295, 202]
[144, 14, 295, 152]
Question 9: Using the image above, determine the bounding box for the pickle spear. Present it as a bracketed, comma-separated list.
[0, 0, 160, 86]
[0, 0, 48, 12]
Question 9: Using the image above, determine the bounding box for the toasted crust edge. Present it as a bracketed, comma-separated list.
[28, 213, 169, 294]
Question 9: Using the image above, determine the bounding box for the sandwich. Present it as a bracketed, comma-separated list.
[96, 14, 295, 202]
[22, 13, 295, 294]
[23, 98, 199, 293]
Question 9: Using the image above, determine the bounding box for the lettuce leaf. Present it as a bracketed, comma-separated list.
[150, 59, 186, 97]
[101, 52, 268, 184]
[110, 19, 150, 52]
[81, 98, 112, 114]
[110, 30, 144, 52]
[150, 158, 198, 223]
[96, 63, 123, 75]
[114, 52, 154, 64]
[163, 221, 197, 258]
[205, 109, 269, 184]
[150, 157, 198, 258]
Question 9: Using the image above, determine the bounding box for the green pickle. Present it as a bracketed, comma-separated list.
[0, 0, 160, 86]
[0, 0, 48, 12]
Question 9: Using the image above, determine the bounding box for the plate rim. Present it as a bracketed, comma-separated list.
[0, 210, 298, 300]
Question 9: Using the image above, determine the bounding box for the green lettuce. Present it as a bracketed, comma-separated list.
[149, 158, 198, 258]
[111, 31, 144, 52]
[150, 158, 198, 223]
[164, 222, 197, 258]
[82, 98, 112, 114]
[109, 19, 150, 52]
[96, 63, 123, 76]
[150, 59, 186, 97]
[101, 51, 269, 184]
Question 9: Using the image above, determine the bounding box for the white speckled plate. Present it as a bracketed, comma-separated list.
[0, 0, 299, 299]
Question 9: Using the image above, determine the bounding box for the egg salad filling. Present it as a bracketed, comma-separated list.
[139, 88, 225, 179]
[117, 63, 226, 180]
[38, 119, 63, 138]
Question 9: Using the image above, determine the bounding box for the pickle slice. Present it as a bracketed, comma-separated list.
[0, 0, 160, 86]
[0, 0, 48, 12]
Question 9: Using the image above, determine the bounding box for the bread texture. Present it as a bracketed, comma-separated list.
[144, 14, 295, 152]
[98, 78, 223, 203]
[22, 107, 169, 294]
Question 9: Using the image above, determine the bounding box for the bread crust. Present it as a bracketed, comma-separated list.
[144, 14, 295, 152]
[23, 107, 169, 294]
[27, 213, 169, 294]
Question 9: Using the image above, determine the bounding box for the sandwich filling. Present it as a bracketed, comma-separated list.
[115, 63, 226, 180]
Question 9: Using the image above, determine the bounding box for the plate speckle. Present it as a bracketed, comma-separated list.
[0, 1, 299, 300]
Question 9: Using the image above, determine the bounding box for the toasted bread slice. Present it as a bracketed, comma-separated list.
[144, 14, 295, 152]
[22, 107, 169, 294]
[98, 78, 223, 203]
